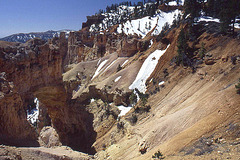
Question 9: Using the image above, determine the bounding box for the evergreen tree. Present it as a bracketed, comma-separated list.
[160, 0, 164, 5]
[236, 79, 240, 94]
[184, 0, 201, 23]
[176, 29, 190, 66]
[150, 4, 156, 17]
[138, 21, 141, 30]
[129, 92, 138, 106]
[149, 21, 152, 30]
[219, 0, 240, 35]
[134, 6, 139, 18]
[177, 0, 180, 6]
[140, 2, 144, 17]
[156, 0, 160, 7]
[206, 0, 215, 16]
[198, 42, 206, 59]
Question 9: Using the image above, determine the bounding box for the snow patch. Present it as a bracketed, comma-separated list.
[198, 16, 220, 23]
[129, 45, 170, 93]
[121, 59, 129, 67]
[102, 60, 117, 74]
[90, 98, 95, 103]
[159, 81, 165, 86]
[92, 59, 108, 80]
[117, 105, 132, 117]
[114, 76, 122, 82]
[97, 58, 101, 66]
[27, 98, 39, 124]
[150, 39, 153, 47]
[169, 1, 177, 6]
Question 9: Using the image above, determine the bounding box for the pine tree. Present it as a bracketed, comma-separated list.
[184, 0, 201, 23]
[236, 79, 240, 94]
[129, 92, 138, 106]
[134, 6, 139, 18]
[160, 0, 164, 5]
[150, 4, 156, 17]
[177, 0, 180, 6]
[206, 0, 215, 16]
[138, 21, 141, 30]
[156, 0, 160, 7]
[198, 42, 206, 59]
[149, 21, 152, 30]
[219, 0, 240, 35]
[176, 29, 189, 66]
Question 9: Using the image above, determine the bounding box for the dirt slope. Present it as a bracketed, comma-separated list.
[92, 30, 240, 159]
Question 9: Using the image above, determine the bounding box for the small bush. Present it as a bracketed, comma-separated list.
[198, 43, 206, 59]
[129, 114, 138, 125]
[134, 105, 151, 113]
[134, 88, 149, 107]
[117, 122, 124, 130]
[152, 151, 165, 159]
[163, 68, 169, 78]
[117, 64, 122, 72]
[231, 56, 237, 65]
[129, 91, 138, 106]
[236, 79, 240, 94]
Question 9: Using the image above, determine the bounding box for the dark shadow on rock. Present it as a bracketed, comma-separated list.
[52, 99, 97, 155]
[0, 135, 39, 147]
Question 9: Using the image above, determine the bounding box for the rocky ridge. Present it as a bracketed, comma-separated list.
[0, 30, 73, 43]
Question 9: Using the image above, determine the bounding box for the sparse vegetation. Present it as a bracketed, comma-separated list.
[134, 88, 149, 107]
[129, 91, 138, 106]
[176, 29, 191, 66]
[128, 114, 138, 125]
[156, 22, 171, 42]
[152, 151, 165, 159]
[117, 121, 125, 130]
[198, 43, 206, 59]
[163, 68, 169, 78]
[117, 64, 122, 72]
[235, 79, 240, 94]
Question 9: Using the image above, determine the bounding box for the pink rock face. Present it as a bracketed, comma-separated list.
[0, 38, 67, 147]
[0, 37, 98, 153]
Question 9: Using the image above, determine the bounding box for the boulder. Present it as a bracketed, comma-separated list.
[39, 126, 62, 148]
[205, 59, 216, 65]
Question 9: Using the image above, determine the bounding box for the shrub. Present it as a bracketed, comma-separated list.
[134, 88, 149, 107]
[152, 151, 165, 159]
[117, 122, 124, 130]
[163, 68, 169, 78]
[231, 56, 237, 65]
[129, 92, 138, 106]
[117, 64, 122, 72]
[129, 114, 138, 125]
[198, 42, 206, 59]
[236, 79, 240, 94]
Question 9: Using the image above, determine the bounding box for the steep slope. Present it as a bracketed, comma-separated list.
[92, 27, 240, 160]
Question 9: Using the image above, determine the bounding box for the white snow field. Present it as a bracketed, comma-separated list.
[129, 45, 170, 93]
[117, 10, 181, 38]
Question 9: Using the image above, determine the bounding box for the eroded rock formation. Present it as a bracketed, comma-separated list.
[0, 36, 97, 153]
